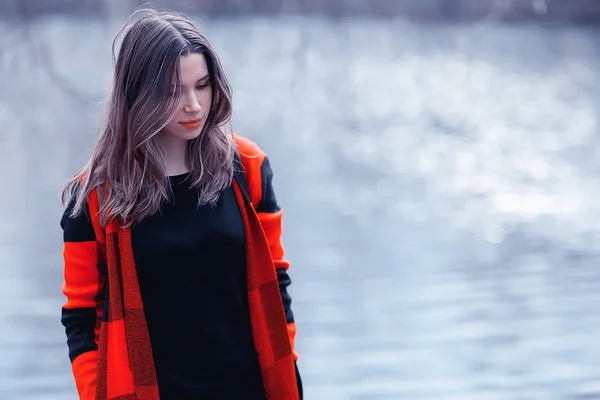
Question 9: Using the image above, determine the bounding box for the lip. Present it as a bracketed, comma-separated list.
[178, 118, 203, 129]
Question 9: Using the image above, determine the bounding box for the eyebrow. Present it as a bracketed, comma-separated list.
[172, 74, 210, 88]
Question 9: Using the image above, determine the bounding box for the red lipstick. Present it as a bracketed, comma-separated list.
[179, 117, 203, 129]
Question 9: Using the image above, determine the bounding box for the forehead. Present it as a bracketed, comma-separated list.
[175, 53, 209, 84]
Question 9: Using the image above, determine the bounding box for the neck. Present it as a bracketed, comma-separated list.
[159, 133, 190, 176]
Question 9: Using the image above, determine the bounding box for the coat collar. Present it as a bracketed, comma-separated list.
[233, 151, 252, 205]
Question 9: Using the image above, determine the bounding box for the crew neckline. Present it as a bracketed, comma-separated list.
[168, 172, 190, 179]
[168, 171, 191, 186]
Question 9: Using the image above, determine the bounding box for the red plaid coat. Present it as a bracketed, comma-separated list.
[61, 134, 299, 399]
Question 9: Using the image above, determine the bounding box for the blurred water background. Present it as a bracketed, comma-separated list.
[1, 0, 600, 399]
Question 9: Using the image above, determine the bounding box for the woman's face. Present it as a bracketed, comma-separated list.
[161, 52, 212, 142]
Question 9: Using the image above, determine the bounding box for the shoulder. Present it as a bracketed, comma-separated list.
[232, 133, 266, 167]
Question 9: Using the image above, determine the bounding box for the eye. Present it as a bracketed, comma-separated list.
[196, 82, 210, 90]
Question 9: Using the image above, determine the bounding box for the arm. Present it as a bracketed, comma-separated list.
[233, 133, 303, 398]
[255, 156, 298, 358]
[60, 198, 106, 400]
[255, 156, 303, 398]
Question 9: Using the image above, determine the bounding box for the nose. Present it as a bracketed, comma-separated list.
[183, 92, 202, 114]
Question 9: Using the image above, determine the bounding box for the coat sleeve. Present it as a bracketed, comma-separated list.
[254, 156, 299, 360]
[254, 155, 304, 398]
[60, 197, 106, 400]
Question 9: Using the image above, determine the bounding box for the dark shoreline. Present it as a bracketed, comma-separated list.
[1, 0, 599, 24]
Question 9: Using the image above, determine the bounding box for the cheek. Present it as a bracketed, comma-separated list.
[164, 107, 183, 130]
[202, 91, 213, 108]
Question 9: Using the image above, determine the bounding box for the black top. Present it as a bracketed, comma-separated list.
[130, 173, 265, 400]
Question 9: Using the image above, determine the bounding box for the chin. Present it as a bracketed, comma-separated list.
[178, 126, 205, 140]
[181, 131, 202, 140]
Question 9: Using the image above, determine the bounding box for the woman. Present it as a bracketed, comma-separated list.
[59, 7, 302, 400]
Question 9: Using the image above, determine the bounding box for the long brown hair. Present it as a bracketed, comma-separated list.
[61, 7, 235, 227]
